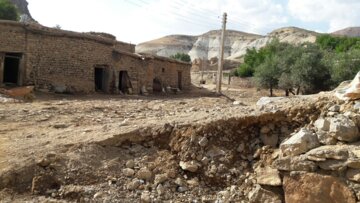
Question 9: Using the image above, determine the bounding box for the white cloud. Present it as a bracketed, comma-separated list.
[27, 0, 290, 43]
[288, 0, 360, 32]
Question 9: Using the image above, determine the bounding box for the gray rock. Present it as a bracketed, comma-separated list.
[317, 130, 337, 145]
[306, 145, 349, 161]
[248, 184, 282, 203]
[179, 161, 199, 172]
[314, 118, 330, 131]
[318, 159, 347, 171]
[329, 105, 341, 112]
[273, 155, 317, 172]
[280, 128, 320, 156]
[198, 137, 209, 147]
[329, 116, 359, 142]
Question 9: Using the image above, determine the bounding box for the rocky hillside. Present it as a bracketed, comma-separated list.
[332, 27, 360, 37]
[9, 0, 34, 21]
[136, 27, 318, 62]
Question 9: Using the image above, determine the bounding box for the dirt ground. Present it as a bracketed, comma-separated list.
[0, 82, 326, 202]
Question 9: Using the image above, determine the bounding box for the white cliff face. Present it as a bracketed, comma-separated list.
[136, 27, 319, 62]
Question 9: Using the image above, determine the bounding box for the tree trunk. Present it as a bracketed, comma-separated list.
[270, 87, 273, 97]
[296, 87, 300, 95]
[285, 90, 289, 97]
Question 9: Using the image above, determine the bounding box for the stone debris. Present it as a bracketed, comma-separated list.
[3, 76, 360, 202]
[280, 128, 320, 157]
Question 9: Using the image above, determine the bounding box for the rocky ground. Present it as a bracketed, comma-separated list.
[0, 83, 360, 202]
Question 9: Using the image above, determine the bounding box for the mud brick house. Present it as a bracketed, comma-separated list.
[0, 20, 191, 94]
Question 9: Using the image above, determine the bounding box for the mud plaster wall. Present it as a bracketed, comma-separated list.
[147, 59, 191, 90]
[0, 21, 191, 94]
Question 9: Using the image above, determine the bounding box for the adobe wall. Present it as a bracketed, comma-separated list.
[148, 58, 191, 91]
[0, 21, 191, 94]
[0, 21, 131, 92]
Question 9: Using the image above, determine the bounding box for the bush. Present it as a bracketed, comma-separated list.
[170, 53, 191, 62]
[237, 64, 254, 77]
[0, 0, 19, 21]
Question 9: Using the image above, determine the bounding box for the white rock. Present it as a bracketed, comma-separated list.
[314, 118, 330, 131]
[122, 168, 135, 177]
[255, 167, 282, 186]
[280, 128, 320, 157]
[329, 116, 359, 142]
[179, 161, 199, 172]
[335, 71, 360, 101]
[198, 137, 209, 147]
[141, 191, 151, 203]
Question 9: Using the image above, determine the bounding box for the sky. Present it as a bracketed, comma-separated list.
[27, 0, 360, 44]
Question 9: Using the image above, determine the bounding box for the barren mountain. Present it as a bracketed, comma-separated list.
[136, 27, 318, 61]
[332, 27, 360, 37]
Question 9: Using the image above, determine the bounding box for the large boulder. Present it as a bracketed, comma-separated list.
[283, 173, 356, 203]
[329, 116, 359, 142]
[280, 128, 320, 157]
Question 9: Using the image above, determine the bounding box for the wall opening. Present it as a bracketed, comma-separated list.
[94, 67, 104, 92]
[3, 53, 22, 85]
[178, 71, 182, 90]
[119, 71, 133, 94]
[153, 78, 162, 92]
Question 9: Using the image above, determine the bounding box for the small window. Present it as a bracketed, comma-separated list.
[162, 68, 165, 73]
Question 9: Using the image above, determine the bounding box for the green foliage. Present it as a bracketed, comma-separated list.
[323, 49, 360, 85]
[254, 56, 281, 96]
[316, 34, 360, 52]
[0, 0, 19, 21]
[237, 63, 254, 77]
[170, 53, 191, 62]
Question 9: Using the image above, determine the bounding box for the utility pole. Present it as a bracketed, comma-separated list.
[216, 12, 227, 94]
[200, 56, 205, 84]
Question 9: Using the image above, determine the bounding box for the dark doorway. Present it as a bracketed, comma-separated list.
[119, 71, 132, 94]
[94, 67, 104, 91]
[178, 71, 182, 90]
[153, 78, 162, 92]
[3, 53, 21, 85]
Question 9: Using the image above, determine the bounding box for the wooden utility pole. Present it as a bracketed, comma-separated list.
[216, 12, 227, 94]
[200, 56, 205, 84]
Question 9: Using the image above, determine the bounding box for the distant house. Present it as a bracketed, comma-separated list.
[0, 20, 191, 94]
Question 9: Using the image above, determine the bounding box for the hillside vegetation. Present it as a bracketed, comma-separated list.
[234, 35, 360, 96]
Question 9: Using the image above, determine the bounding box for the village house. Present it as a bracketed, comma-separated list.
[0, 20, 191, 94]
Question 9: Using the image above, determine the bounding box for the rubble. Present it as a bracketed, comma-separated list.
[2, 80, 360, 202]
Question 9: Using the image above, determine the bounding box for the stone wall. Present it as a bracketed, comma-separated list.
[0, 20, 191, 94]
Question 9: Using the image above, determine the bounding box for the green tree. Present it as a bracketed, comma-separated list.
[254, 56, 281, 97]
[0, 0, 19, 21]
[170, 53, 191, 62]
[324, 49, 360, 85]
[290, 43, 331, 94]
